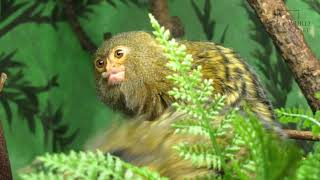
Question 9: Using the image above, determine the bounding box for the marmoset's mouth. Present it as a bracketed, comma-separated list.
[101, 70, 125, 86]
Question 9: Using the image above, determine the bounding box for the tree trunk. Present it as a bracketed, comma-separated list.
[247, 0, 320, 112]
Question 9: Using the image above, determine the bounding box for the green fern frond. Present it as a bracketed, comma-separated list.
[296, 144, 320, 180]
[223, 136, 245, 158]
[173, 143, 221, 170]
[275, 108, 320, 135]
[275, 108, 314, 123]
[149, 13, 225, 168]
[241, 160, 256, 174]
[216, 109, 237, 137]
[20, 172, 63, 180]
[208, 94, 226, 118]
[20, 150, 166, 180]
[195, 173, 223, 180]
[232, 113, 265, 177]
[149, 13, 222, 121]
[233, 110, 302, 180]
[171, 119, 209, 137]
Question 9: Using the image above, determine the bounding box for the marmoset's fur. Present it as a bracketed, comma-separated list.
[93, 111, 233, 179]
[92, 31, 276, 179]
[94, 31, 274, 121]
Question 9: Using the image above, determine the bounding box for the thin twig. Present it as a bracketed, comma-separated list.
[284, 129, 320, 141]
[0, 73, 12, 180]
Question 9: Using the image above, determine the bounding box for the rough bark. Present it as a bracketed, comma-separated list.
[247, 0, 320, 112]
[149, 0, 185, 38]
[0, 73, 12, 180]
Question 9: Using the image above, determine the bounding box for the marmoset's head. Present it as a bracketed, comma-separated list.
[93, 31, 172, 119]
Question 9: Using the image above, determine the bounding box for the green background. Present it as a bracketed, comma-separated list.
[0, 0, 319, 179]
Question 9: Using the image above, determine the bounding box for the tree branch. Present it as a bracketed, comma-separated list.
[149, 0, 185, 38]
[64, 0, 97, 54]
[0, 73, 12, 180]
[284, 129, 320, 141]
[247, 0, 320, 112]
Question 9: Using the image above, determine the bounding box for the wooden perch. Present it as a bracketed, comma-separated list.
[284, 129, 320, 141]
[247, 0, 320, 112]
[64, 0, 97, 54]
[149, 0, 185, 38]
[0, 73, 12, 180]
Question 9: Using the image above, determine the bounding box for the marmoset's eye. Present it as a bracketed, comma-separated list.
[114, 49, 124, 59]
[95, 59, 105, 68]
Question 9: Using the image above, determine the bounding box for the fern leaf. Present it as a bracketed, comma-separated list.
[20, 150, 166, 180]
[171, 119, 210, 137]
[276, 108, 320, 135]
[173, 143, 221, 170]
[296, 144, 320, 180]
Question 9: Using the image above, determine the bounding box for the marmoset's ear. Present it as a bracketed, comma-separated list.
[103, 32, 112, 41]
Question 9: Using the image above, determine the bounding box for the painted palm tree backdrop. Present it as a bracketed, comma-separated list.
[0, 0, 320, 179]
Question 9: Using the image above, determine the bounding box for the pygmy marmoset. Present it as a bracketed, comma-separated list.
[92, 31, 276, 178]
[94, 31, 274, 122]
